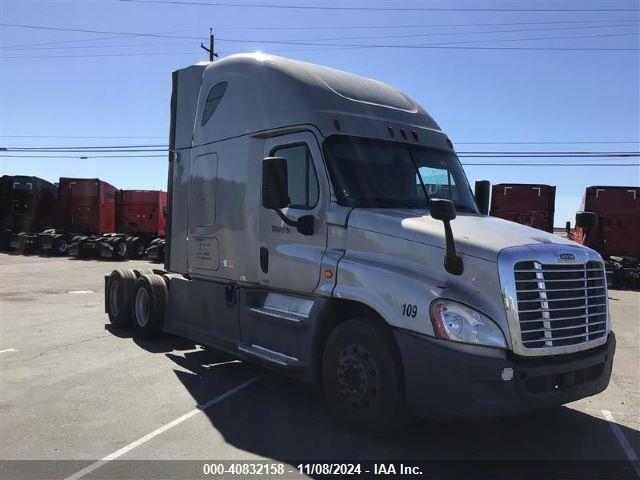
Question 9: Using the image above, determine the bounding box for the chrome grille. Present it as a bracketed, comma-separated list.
[514, 260, 607, 349]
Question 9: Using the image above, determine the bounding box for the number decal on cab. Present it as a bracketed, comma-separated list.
[402, 303, 418, 318]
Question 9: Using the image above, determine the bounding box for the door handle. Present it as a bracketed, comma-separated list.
[260, 247, 269, 273]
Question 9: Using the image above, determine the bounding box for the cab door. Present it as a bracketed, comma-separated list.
[257, 132, 328, 294]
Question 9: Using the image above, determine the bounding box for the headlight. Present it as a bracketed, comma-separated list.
[430, 299, 506, 348]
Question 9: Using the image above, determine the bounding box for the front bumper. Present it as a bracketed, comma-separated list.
[394, 329, 615, 419]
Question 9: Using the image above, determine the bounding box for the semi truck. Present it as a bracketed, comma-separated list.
[40, 177, 119, 257]
[99, 189, 167, 260]
[0, 175, 58, 253]
[571, 186, 640, 289]
[104, 54, 615, 432]
[490, 183, 555, 233]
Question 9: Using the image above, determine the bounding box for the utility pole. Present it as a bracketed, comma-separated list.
[201, 28, 218, 62]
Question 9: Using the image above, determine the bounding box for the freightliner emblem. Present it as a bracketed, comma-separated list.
[557, 253, 577, 263]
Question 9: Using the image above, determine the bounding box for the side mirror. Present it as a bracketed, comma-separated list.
[430, 198, 457, 222]
[262, 157, 290, 210]
[430, 198, 463, 275]
[261, 156, 314, 236]
[576, 211, 598, 229]
[474, 180, 491, 215]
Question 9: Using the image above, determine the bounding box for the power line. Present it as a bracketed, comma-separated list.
[210, 35, 640, 51]
[3, 144, 639, 154]
[4, 19, 639, 50]
[115, 0, 640, 13]
[0, 135, 166, 139]
[3, 42, 638, 59]
[458, 152, 640, 157]
[455, 141, 640, 145]
[6, 22, 637, 51]
[3, 149, 168, 153]
[3, 135, 635, 144]
[2, 23, 638, 59]
[3, 146, 639, 159]
[1, 27, 196, 50]
[3, 144, 166, 150]
[215, 20, 640, 31]
[0, 23, 203, 41]
[284, 23, 639, 43]
[2, 154, 637, 166]
[461, 163, 639, 166]
[317, 31, 640, 48]
[0, 51, 199, 59]
[0, 154, 167, 158]
[7, 41, 199, 51]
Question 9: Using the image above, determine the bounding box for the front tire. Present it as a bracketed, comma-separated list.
[132, 273, 167, 339]
[322, 318, 406, 435]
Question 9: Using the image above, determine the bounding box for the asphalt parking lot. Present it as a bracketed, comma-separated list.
[0, 253, 639, 479]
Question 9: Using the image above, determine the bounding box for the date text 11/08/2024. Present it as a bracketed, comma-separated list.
[297, 464, 423, 476]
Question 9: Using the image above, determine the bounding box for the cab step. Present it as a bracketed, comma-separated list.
[238, 343, 302, 370]
[249, 306, 307, 323]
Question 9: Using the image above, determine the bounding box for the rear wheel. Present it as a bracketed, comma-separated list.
[114, 238, 128, 260]
[53, 235, 68, 255]
[106, 269, 136, 328]
[322, 318, 406, 435]
[129, 237, 145, 259]
[132, 273, 167, 339]
[611, 264, 625, 289]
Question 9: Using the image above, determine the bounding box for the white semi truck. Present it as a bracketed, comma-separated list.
[105, 54, 615, 433]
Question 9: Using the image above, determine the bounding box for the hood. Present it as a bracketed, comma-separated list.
[348, 209, 580, 263]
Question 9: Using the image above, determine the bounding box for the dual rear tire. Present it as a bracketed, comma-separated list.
[106, 270, 166, 338]
[132, 273, 167, 338]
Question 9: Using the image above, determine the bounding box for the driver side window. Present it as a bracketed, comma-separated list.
[272, 144, 319, 209]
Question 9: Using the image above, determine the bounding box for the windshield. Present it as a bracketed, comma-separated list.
[323, 135, 479, 212]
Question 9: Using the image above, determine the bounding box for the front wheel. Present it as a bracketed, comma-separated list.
[322, 318, 406, 435]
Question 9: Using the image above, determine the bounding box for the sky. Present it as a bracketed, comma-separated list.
[1, 0, 639, 227]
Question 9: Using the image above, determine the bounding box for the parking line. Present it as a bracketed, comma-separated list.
[601, 409, 640, 477]
[0, 349, 17, 354]
[64, 376, 260, 480]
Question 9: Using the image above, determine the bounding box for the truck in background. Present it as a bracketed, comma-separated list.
[490, 183, 555, 233]
[105, 54, 614, 433]
[39, 177, 119, 257]
[571, 186, 640, 289]
[0, 175, 58, 253]
[99, 189, 167, 260]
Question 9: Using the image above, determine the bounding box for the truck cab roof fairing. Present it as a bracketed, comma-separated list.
[189, 53, 443, 147]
